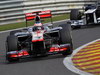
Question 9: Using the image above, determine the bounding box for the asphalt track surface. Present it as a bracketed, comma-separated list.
[0, 21, 100, 75]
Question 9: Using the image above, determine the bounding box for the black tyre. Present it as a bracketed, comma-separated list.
[59, 24, 73, 55]
[6, 35, 19, 62]
[70, 9, 81, 20]
[10, 30, 22, 35]
[6, 35, 18, 51]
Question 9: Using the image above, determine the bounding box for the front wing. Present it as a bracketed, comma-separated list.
[6, 44, 70, 58]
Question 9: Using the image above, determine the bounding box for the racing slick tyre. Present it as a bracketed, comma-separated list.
[10, 30, 22, 35]
[70, 9, 81, 20]
[6, 35, 19, 62]
[59, 24, 73, 56]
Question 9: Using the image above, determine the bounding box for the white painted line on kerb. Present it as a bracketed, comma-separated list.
[0, 20, 68, 34]
[63, 39, 100, 75]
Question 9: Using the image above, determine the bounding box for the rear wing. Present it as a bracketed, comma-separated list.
[25, 10, 53, 27]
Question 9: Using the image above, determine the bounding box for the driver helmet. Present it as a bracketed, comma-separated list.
[35, 13, 41, 23]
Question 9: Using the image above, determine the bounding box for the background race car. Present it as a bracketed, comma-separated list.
[69, 1, 100, 29]
[6, 10, 73, 62]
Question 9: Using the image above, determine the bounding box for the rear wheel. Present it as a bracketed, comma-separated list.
[59, 24, 73, 56]
[6, 35, 19, 62]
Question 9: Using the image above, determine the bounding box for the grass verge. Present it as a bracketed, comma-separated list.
[0, 14, 69, 31]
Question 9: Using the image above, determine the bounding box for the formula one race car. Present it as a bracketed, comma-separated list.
[70, 1, 100, 29]
[6, 10, 73, 62]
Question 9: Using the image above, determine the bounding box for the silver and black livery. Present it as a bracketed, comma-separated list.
[6, 10, 73, 62]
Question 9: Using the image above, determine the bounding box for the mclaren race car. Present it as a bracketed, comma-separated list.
[70, 1, 100, 29]
[6, 10, 73, 62]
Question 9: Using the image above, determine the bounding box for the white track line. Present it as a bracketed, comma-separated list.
[63, 39, 100, 75]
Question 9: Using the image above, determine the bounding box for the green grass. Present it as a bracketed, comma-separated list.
[0, 14, 70, 31]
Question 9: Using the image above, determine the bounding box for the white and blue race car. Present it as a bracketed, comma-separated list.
[70, 1, 100, 29]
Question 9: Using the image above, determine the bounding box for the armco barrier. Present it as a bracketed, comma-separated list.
[0, 0, 97, 25]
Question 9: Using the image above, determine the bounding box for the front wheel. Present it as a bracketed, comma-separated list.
[6, 35, 19, 62]
[59, 23, 73, 56]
